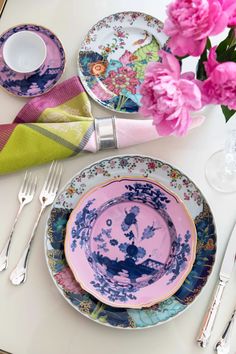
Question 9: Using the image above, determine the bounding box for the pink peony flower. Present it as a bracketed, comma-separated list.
[164, 0, 236, 57]
[139, 51, 202, 136]
[201, 47, 236, 109]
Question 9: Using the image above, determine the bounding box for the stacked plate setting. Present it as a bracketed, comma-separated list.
[45, 155, 216, 329]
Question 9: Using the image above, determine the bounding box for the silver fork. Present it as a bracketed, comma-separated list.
[0, 171, 37, 272]
[10, 161, 62, 285]
[215, 308, 236, 354]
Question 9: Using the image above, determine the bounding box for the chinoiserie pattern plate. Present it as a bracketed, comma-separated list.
[0, 24, 65, 97]
[65, 177, 197, 308]
[78, 12, 168, 113]
[45, 155, 216, 329]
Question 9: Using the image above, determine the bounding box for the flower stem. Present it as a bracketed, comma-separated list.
[116, 94, 128, 111]
[91, 302, 105, 319]
[116, 95, 123, 111]
[121, 95, 128, 108]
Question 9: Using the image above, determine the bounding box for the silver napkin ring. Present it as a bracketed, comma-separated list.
[94, 116, 117, 150]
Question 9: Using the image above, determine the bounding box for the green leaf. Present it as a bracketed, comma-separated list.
[221, 105, 236, 122]
[206, 37, 211, 50]
[131, 61, 146, 79]
[217, 44, 236, 62]
[133, 35, 160, 62]
[216, 36, 230, 54]
[132, 36, 159, 79]
[196, 45, 208, 80]
[196, 61, 207, 80]
[216, 28, 235, 56]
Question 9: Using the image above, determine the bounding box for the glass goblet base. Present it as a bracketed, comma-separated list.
[205, 150, 236, 193]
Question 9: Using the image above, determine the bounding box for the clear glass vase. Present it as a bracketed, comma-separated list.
[205, 130, 236, 193]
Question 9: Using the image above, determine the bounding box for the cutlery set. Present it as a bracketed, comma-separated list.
[0, 161, 62, 284]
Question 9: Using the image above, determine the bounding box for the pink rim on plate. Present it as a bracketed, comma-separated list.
[65, 177, 197, 309]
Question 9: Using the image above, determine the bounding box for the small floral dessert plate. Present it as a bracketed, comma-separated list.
[0, 24, 65, 97]
[65, 177, 197, 308]
[78, 12, 168, 113]
[45, 155, 216, 329]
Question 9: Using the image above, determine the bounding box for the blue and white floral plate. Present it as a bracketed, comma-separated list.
[45, 155, 216, 328]
[65, 177, 197, 309]
[78, 12, 168, 113]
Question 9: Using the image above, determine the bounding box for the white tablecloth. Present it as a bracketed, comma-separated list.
[0, 1, 236, 353]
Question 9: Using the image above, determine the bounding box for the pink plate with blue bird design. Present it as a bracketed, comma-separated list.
[65, 177, 197, 309]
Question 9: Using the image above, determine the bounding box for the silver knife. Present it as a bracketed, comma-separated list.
[197, 222, 236, 348]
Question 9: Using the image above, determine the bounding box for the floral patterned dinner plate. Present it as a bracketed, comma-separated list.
[65, 177, 197, 308]
[45, 155, 216, 328]
[0, 24, 65, 97]
[78, 12, 168, 113]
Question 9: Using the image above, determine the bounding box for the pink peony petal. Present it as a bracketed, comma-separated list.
[204, 46, 218, 75]
[181, 72, 195, 80]
[228, 10, 236, 26]
[211, 62, 236, 82]
[155, 121, 175, 136]
[159, 50, 180, 78]
[179, 79, 202, 110]
[222, 0, 236, 14]
[168, 36, 189, 57]
[169, 35, 207, 57]
[186, 38, 207, 57]
[163, 17, 179, 36]
[210, 12, 228, 35]
[174, 109, 192, 135]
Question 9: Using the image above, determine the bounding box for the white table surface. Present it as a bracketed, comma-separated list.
[0, 1, 236, 353]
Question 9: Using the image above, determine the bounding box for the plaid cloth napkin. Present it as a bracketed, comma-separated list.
[0, 76, 204, 175]
[0, 77, 95, 174]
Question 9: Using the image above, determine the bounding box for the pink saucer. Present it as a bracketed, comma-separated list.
[0, 24, 65, 97]
[65, 177, 197, 308]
